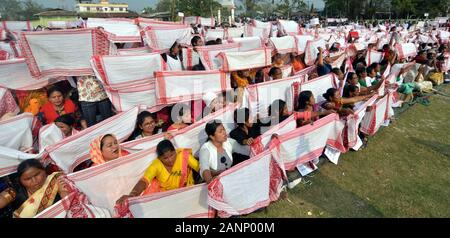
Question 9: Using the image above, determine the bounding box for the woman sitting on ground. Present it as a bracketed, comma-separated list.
[296, 91, 335, 126]
[230, 108, 261, 165]
[39, 87, 86, 127]
[128, 111, 161, 141]
[88, 134, 130, 167]
[268, 67, 283, 81]
[199, 120, 250, 184]
[346, 72, 386, 96]
[0, 159, 70, 218]
[231, 69, 257, 88]
[116, 140, 199, 205]
[54, 114, 79, 138]
[291, 53, 306, 73]
[321, 88, 375, 116]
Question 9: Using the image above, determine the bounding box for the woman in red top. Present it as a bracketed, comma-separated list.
[39, 87, 77, 125]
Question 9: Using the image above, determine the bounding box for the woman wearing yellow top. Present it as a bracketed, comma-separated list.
[115, 140, 199, 206]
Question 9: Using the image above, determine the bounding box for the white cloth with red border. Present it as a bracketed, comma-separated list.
[154, 70, 230, 105]
[19, 29, 111, 79]
[208, 149, 284, 218]
[230, 36, 264, 52]
[44, 107, 138, 173]
[217, 48, 272, 72]
[86, 18, 141, 43]
[269, 35, 297, 54]
[269, 113, 344, 170]
[91, 53, 167, 111]
[195, 43, 240, 70]
[142, 25, 192, 52]
[360, 93, 392, 135]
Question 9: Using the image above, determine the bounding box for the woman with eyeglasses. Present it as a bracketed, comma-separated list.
[127, 111, 161, 141]
[199, 120, 250, 184]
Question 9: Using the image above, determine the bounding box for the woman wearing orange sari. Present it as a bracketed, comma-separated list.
[115, 140, 199, 206]
[0, 159, 70, 218]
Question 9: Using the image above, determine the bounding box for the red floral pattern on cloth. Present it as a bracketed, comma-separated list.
[0, 89, 19, 118]
[76, 76, 108, 102]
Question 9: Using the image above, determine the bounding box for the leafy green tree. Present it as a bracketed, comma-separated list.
[0, 0, 44, 20]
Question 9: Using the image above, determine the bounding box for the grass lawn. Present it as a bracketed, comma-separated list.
[248, 84, 450, 218]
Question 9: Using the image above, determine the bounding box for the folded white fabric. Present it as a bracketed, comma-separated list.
[250, 115, 297, 157]
[299, 73, 338, 104]
[121, 184, 211, 218]
[345, 95, 378, 151]
[365, 49, 384, 65]
[47, 21, 79, 29]
[65, 147, 157, 215]
[87, 18, 141, 43]
[0, 145, 41, 177]
[39, 123, 64, 153]
[395, 43, 417, 59]
[277, 20, 299, 35]
[386, 62, 415, 84]
[45, 107, 138, 173]
[0, 88, 19, 118]
[20, 28, 111, 79]
[217, 47, 272, 72]
[121, 133, 166, 153]
[295, 35, 315, 54]
[269, 35, 297, 54]
[252, 19, 271, 29]
[172, 103, 238, 157]
[270, 113, 343, 170]
[360, 93, 392, 135]
[142, 25, 192, 52]
[330, 52, 347, 69]
[208, 149, 284, 218]
[181, 47, 201, 70]
[135, 18, 184, 28]
[230, 36, 264, 52]
[104, 82, 158, 112]
[0, 113, 33, 150]
[0, 59, 66, 90]
[92, 53, 167, 111]
[0, 41, 21, 58]
[304, 38, 327, 65]
[116, 47, 152, 56]
[92, 53, 166, 87]
[205, 28, 225, 41]
[35, 194, 112, 218]
[155, 70, 230, 105]
[226, 27, 245, 39]
[246, 74, 304, 118]
[2, 21, 32, 31]
[245, 25, 270, 39]
[195, 43, 240, 70]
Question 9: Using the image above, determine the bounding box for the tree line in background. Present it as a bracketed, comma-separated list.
[145, 0, 449, 21]
[324, 0, 449, 20]
[0, 0, 45, 21]
[0, 0, 448, 21]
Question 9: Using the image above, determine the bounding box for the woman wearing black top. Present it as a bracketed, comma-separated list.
[230, 108, 261, 165]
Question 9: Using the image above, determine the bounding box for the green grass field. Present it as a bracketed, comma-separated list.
[248, 84, 450, 218]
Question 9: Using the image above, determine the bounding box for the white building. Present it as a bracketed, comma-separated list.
[76, 0, 128, 13]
